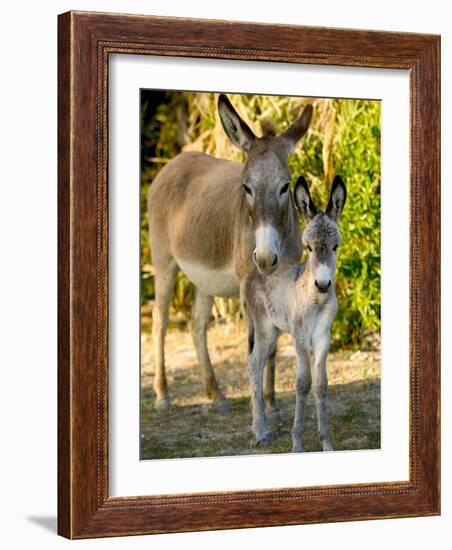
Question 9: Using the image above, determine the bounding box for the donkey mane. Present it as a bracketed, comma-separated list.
[260, 119, 278, 137]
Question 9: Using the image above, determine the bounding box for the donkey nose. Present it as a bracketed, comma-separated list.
[253, 250, 279, 275]
[315, 279, 332, 293]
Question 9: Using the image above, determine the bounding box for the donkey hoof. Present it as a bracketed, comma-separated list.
[292, 443, 304, 453]
[322, 442, 334, 452]
[252, 432, 275, 447]
[154, 397, 171, 412]
[213, 398, 230, 415]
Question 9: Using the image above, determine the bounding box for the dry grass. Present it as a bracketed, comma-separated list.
[140, 322, 380, 460]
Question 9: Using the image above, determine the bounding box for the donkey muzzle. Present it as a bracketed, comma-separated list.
[315, 279, 332, 293]
[253, 225, 280, 275]
[253, 250, 279, 275]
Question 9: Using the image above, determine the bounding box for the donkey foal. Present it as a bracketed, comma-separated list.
[244, 176, 347, 451]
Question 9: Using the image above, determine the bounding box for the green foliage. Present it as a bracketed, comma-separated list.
[141, 92, 381, 349]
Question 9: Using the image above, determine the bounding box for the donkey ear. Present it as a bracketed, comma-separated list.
[280, 103, 313, 154]
[294, 176, 317, 222]
[326, 176, 347, 222]
[218, 94, 256, 152]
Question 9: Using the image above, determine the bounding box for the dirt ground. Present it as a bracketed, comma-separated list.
[140, 322, 380, 460]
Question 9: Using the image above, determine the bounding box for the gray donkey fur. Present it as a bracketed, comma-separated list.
[243, 176, 347, 450]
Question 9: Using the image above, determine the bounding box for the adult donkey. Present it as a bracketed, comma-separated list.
[148, 94, 313, 413]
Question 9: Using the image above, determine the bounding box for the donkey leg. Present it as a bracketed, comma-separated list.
[190, 289, 229, 414]
[291, 337, 312, 452]
[248, 326, 278, 445]
[312, 333, 334, 452]
[152, 260, 178, 411]
[264, 346, 283, 427]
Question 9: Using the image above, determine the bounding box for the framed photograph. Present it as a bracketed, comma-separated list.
[58, 11, 440, 538]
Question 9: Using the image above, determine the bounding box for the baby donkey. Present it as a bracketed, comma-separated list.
[244, 176, 347, 451]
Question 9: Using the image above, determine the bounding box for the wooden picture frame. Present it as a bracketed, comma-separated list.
[58, 10, 440, 539]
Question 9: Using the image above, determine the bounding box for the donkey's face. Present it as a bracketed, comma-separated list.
[294, 176, 347, 293]
[218, 94, 313, 275]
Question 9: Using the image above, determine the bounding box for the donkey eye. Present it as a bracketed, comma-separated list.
[307, 245, 313, 252]
[243, 184, 252, 196]
[332, 244, 338, 252]
[280, 182, 290, 195]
